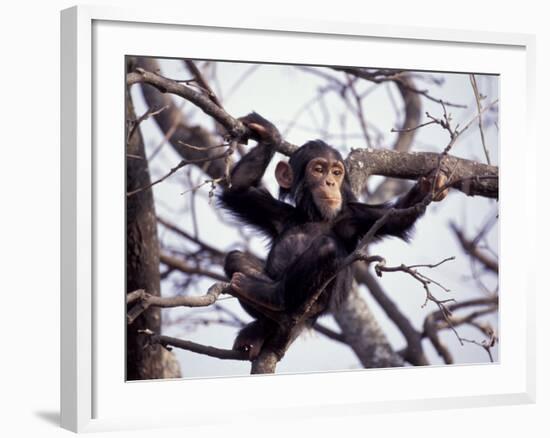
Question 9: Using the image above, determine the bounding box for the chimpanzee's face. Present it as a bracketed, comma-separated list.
[305, 157, 345, 220]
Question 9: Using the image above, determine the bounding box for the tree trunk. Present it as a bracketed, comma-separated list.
[126, 60, 181, 380]
[333, 284, 404, 368]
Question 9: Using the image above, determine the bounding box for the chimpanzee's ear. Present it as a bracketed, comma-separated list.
[275, 161, 293, 189]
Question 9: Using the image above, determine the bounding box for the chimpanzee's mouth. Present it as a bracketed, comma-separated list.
[320, 198, 341, 206]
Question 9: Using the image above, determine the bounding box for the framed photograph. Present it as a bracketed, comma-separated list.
[61, 5, 535, 433]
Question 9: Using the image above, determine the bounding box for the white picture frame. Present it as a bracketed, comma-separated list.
[60, 5, 536, 433]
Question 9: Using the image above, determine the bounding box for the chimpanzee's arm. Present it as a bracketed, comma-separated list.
[334, 182, 427, 245]
[220, 113, 294, 238]
[229, 141, 274, 190]
[228, 112, 280, 190]
[221, 187, 294, 238]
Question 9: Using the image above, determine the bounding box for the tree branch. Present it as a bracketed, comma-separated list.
[333, 283, 405, 368]
[333, 67, 467, 108]
[422, 296, 498, 363]
[126, 282, 229, 325]
[346, 148, 498, 198]
[313, 322, 347, 343]
[128, 68, 246, 139]
[354, 264, 429, 366]
[159, 252, 228, 282]
[144, 331, 249, 361]
[129, 65, 498, 200]
[450, 222, 499, 273]
[470, 74, 491, 165]
[134, 57, 228, 180]
[157, 216, 226, 261]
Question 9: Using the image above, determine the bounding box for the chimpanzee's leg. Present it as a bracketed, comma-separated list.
[230, 273, 282, 311]
[224, 251, 274, 356]
[280, 235, 341, 310]
[229, 235, 341, 312]
[224, 250, 282, 311]
[224, 250, 282, 319]
[224, 250, 270, 281]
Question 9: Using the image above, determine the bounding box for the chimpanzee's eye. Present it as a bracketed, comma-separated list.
[314, 166, 324, 174]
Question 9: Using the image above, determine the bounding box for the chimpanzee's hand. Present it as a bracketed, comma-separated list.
[419, 169, 449, 202]
[238, 112, 282, 146]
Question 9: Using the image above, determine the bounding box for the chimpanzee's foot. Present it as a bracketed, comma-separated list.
[233, 319, 274, 360]
[233, 333, 264, 361]
[230, 272, 284, 311]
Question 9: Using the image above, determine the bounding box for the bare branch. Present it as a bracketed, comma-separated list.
[354, 264, 429, 366]
[373, 257, 456, 315]
[368, 73, 423, 203]
[134, 58, 228, 179]
[160, 252, 228, 282]
[424, 313, 454, 364]
[344, 74, 372, 147]
[334, 67, 467, 108]
[178, 140, 229, 152]
[333, 284, 405, 368]
[128, 68, 245, 139]
[346, 148, 498, 198]
[450, 222, 499, 273]
[142, 330, 249, 361]
[126, 151, 230, 197]
[313, 323, 347, 344]
[157, 216, 226, 260]
[126, 104, 169, 144]
[184, 59, 224, 108]
[126, 282, 228, 325]
[470, 74, 491, 164]
[391, 74, 423, 152]
[130, 65, 498, 202]
[391, 119, 438, 134]
[442, 99, 499, 155]
[422, 296, 498, 363]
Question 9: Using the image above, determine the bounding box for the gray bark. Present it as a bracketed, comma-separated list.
[333, 284, 404, 368]
[126, 64, 181, 379]
[346, 148, 498, 199]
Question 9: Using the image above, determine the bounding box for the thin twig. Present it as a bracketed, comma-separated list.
[178, 140, 229, 151]
[345, 74, 372, 148]
[373, 257, 457, 320]
[126, 105, 169, 144]
[159, 252, 228, 282]
[333, 67, 468, 108]
[157, 216, 225, 260]
[184, 59, 224, 108]
[126, 152, 229, 197]
[470, 74, 491, 165]
[450, 222, 498, 273]
[423, 296, 498, 361]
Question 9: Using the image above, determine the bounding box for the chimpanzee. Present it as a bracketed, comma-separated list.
[220, 112, 448, 359]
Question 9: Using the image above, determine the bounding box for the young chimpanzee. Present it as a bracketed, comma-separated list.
[220, 113, 447, 359]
